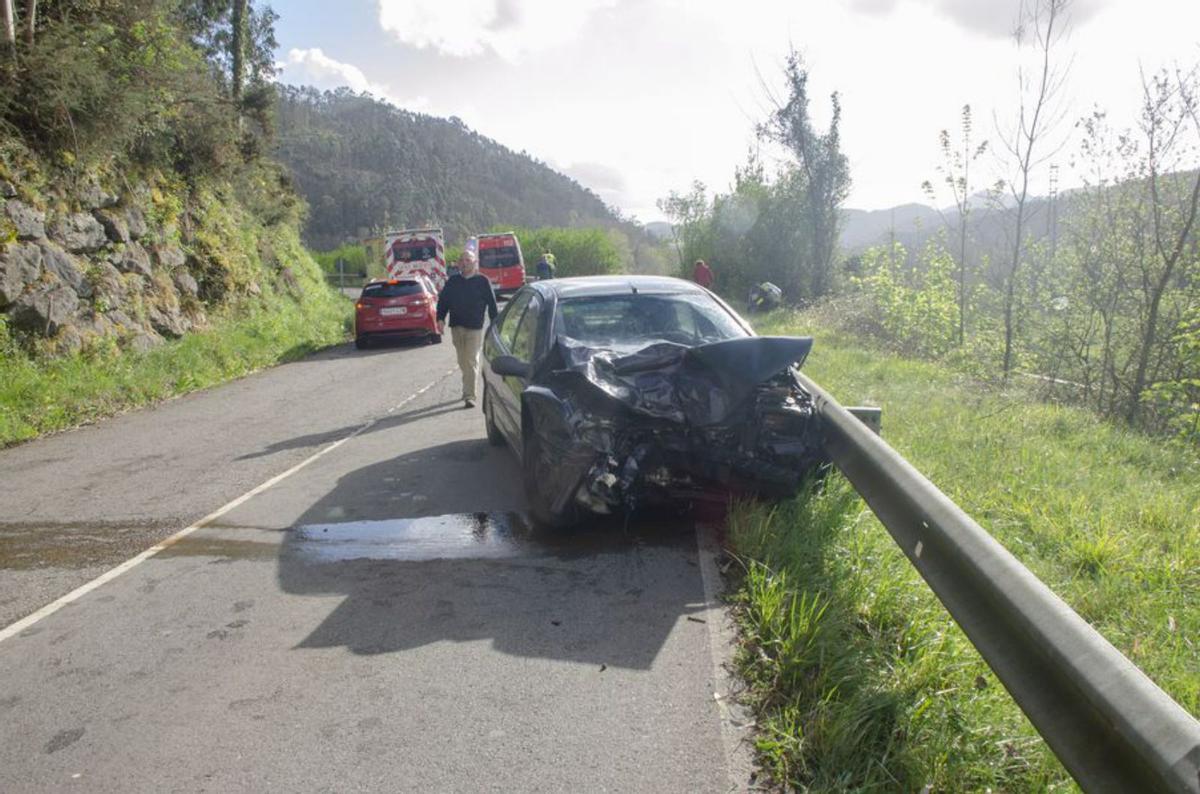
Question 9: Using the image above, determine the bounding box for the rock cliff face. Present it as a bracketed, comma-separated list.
[1, 173, 225, 355]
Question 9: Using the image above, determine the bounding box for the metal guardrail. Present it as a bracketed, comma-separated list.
[798, 372, 1200, 793]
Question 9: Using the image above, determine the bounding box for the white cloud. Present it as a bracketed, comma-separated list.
[271, 0, 1200, 219]
[845, 0, 1108, 38]
[558, 160, 632, 208]
[376, 0, 617, 61]
[277, 47, 428, 110]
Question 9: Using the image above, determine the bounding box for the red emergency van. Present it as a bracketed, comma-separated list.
[477, 232, 525, 296]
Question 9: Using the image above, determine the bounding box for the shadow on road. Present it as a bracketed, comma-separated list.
[276, 336, 441, 367]
[276, 439, 706, 669]
[357, 335, 441, 353]
[235, 400, 463, 461]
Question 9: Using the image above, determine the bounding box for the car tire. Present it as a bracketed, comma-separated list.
[522, 424, 575, 529]
[483, 389, 505, 447]
[355, 334, 368, 350]
[429, 333, 442, 344]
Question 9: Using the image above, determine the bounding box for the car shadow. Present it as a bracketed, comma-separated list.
[357, 335, 439, 353]
[275, 438, 707, 670]
[234, 400, 464, 461]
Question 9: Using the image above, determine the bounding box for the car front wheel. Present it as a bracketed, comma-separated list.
[522, 424, 575, 528]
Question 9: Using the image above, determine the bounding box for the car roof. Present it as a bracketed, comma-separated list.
[528, 275, 709, 299]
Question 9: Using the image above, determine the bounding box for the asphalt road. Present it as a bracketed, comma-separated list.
[0, 334, 752, 792]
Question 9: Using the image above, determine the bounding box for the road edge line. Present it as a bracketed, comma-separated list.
[0, 370, 454, 645]
[695, 522, 758, 793]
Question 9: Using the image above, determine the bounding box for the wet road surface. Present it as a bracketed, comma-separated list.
[0, 336, 750, 792]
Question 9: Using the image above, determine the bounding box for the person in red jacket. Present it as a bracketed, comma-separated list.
[692, 259, 714, 289]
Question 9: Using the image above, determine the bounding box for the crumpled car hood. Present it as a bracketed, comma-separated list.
[540, 335, 814, 425]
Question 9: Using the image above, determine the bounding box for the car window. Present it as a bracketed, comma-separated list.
[362, 281, 423, 298]
[556, 292, 747, 348]
[497, 291, 533, 350]
[511, 295, 543, 362]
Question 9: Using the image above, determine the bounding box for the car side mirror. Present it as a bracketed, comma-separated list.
[491, 355, 531, 379]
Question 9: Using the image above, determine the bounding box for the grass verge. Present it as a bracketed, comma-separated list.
[0, 288, 349, 447]
[730, 309, 1200, 791]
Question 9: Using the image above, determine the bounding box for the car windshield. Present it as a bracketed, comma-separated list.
[392, 242, 437, 262]
[362, 281, 424, 298]
[556, 292, 748, 349]
[479, 245, 521, 268]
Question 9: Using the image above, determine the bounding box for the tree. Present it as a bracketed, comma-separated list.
[656, 180, 711, 275]
[230, 0, 246, 103]
[1125, 67, 1200, 422]
[20, 0, 32, 44]
[922, 105, 989, 344]
[759, 50, 850, 301]
[1013, 67, 1200, 431]
[2, 0, 14, 54]
[179, 0, 277, 99]
[995, 0, 1071, 378]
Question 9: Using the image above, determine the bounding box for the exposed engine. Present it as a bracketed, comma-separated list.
[571, 366, 824, 514]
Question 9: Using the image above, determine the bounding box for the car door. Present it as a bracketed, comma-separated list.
[484, 290, 532, 440]
[496, 292, 544, 442]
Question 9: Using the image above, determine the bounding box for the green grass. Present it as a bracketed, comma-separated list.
[730, 309, 1200, 791]
[0, 288, 350, 447]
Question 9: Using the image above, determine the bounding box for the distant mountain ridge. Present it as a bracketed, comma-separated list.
[839, 203, 944, 252]
[274, 86, 628, 250]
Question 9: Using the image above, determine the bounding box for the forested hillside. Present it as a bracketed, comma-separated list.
[274, 87, 626, 249]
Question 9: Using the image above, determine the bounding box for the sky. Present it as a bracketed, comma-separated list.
[271, 0, 1200, 222]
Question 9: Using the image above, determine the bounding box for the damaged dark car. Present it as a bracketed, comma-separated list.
[481, 276, 828, 526]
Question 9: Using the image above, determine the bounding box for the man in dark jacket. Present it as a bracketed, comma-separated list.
[437, 251, 499, 408]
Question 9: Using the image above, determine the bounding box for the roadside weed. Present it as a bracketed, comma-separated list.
[729, 311, 1199, 790]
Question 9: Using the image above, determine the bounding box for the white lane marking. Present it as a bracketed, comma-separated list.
[695, 522, 758, 793]
[0, 369, 455, 645]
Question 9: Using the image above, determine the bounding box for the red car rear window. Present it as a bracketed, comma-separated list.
[362, 281, 424, 298]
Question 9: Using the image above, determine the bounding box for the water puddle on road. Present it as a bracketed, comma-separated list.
[290, 513, 533, 563]
[0, 513, 704, 569]
[287, 512, 697, 563]
[0, 521, 171, 570]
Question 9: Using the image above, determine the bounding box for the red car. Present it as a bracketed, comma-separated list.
[354, 276, 442, 349]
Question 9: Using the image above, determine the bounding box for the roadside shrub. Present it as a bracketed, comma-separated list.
[499, 225, 624, 277]
[853, 239, 959, 358]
